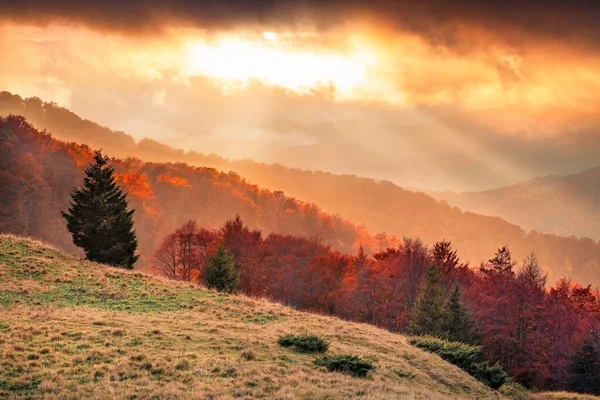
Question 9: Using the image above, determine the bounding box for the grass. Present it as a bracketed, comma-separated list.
[0, 234, 597, 399]
[533, 393, 600, 400]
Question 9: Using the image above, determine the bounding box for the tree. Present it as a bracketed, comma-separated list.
[401, 238, 430, 312]
[221, 215, 262, 291]
[407, 263, 447, 337]
[200, 244, 239, 293]
[482, 246, 516, 276]
[152, 220, 217, 281]
[62, 150, 138, 269]
[510, 253, 549, 388]
[569, 339, 600, 395]
[431, 240, 471, 294]
[431, 240, 460, 276]
[444, 285, 478, 344]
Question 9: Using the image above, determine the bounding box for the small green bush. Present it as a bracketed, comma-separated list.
[471, 361, 507, 390]
[314, 355, 374, 378]
[277, 334, 330, 353]
[408, 336, 506, 389]
[394, 369, 415, 379]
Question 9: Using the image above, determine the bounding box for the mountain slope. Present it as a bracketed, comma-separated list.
[429, 168, 600, 241]
[0, 114, 363, 266]
[1, 93, 600, 287]
[0, 234, 502, 399]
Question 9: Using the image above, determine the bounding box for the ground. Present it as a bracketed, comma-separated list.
[0, 234, 597, 400]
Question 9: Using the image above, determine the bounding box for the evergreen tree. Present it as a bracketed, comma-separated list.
[431, 240, 460, 276]
[482, 246, 516, 276]
[200, 244, 239, 293]
[444, 285, 478, 344]
[407, 263, 447, 337]
[62, 150, 138, 269]
[569, 339, 600, 395]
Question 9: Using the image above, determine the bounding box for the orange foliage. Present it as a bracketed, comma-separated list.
[0, 114, 379, 264]
[114, 172, 155, 200]
[156, 173, 192, 189]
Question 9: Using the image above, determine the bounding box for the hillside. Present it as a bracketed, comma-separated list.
[1, 93, 600, 286]
[0, 234, 503, 399]
[0, 114, 363, 267]
[429, 168, 600, 241]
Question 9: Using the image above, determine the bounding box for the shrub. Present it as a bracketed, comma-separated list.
[408, 336, 506, 389]
[315, 355, 374, 378]
[471, 361, 507, 390]
[394, 369, 415, 379]
[277, 334, 330, 353]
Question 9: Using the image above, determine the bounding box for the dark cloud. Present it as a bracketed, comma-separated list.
[1, 0, 600, 48]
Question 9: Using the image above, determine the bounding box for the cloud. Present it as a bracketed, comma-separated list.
[2, 3, 600, 192]
[1, 0, 599, 50]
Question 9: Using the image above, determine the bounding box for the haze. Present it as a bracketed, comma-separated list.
[1, 0, 600, 190]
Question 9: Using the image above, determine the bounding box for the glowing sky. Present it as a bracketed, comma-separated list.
[1, 1, 600, 190]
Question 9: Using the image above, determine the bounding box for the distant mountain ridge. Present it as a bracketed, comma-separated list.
[429, 167, 600, 241]
[1, 91, 600, 286]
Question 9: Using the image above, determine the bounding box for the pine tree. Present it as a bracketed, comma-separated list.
[62, 150, 138, 269]
[407, 263, 447, 337]
[444, 285, 478, 344]
[569, 339, 600, 395]
[482, 246, 516, 276]
[200, 244, 239, 293]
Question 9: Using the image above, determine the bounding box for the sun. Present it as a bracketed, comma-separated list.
[181, 36, 372, 97]
[263, 31, 277, 40]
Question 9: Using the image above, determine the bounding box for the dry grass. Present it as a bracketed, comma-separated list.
[0, 235, 596, 400]
[533, 393, 600, 400]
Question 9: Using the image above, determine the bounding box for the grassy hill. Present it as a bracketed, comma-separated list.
[0, 234, 598, 400]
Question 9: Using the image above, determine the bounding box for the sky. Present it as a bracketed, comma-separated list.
[1, 0, 600, 191]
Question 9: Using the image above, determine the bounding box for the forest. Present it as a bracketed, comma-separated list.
[0, 114, 367, 264]
[1, 92, 600, 286]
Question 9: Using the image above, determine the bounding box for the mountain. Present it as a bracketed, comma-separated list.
[0, 115, 365, 269]
[428, 168, 600, 241]
[0, 234, 501, 399]
[1, 93, 600, 287]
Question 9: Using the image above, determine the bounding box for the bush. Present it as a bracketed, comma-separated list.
[314, 355, 374, 378]
[277, 334, 330, 353]
[471, 361, 507, 390]
[408, 336, 506, 389]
